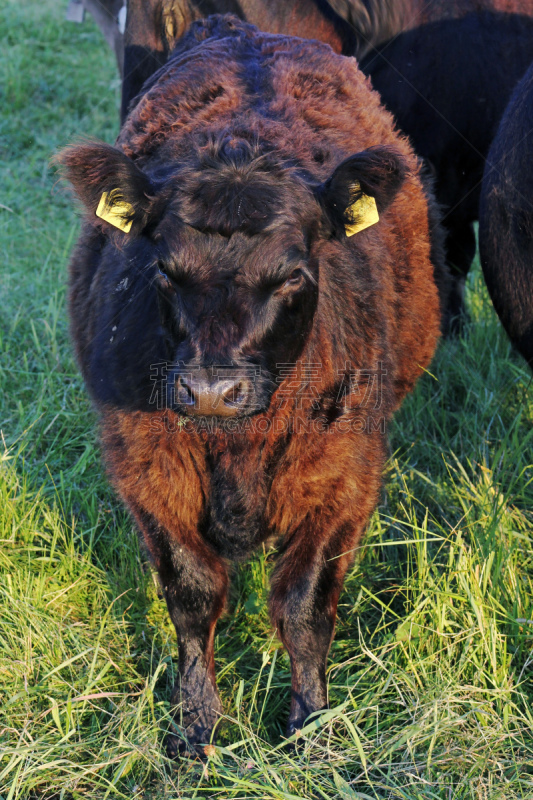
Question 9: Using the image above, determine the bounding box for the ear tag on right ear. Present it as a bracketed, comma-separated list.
[344, 188, 379, 237]
[96, 191, 134, 233]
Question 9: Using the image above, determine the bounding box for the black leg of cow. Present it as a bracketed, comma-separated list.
[443, 221, 477, 336]
[136, 510, 228, 757]
[269, 521, 355, 737]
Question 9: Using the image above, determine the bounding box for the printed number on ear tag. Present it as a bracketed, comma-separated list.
[344, 190, 380, 238]
[96, 191, 134, 233]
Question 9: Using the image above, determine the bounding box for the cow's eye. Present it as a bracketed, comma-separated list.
[282, 268, 305, 290]
[157, 266, 175, 294]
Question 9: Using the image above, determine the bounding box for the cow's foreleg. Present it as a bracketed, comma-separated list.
[135, 509, 228, 757]
[269, 515, 361, 738]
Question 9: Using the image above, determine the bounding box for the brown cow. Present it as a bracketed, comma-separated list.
[58, 16, 447, 756]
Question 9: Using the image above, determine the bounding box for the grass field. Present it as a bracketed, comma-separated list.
[1, 1, 533, 797]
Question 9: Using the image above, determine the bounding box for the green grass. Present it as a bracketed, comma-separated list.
[1, 0, 533, 797]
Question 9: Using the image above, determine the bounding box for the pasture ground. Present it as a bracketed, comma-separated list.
[1, 1, 533, 797]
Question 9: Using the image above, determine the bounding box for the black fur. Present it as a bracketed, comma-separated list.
[479, 60, 533, 368]
[360, 12, 533, 329]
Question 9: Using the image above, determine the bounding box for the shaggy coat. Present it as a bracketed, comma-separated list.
[121, 0, 357, 121]
[121, 0, 533, 114]
[478, 61, 533, 368]
[60, 16, 446, 755]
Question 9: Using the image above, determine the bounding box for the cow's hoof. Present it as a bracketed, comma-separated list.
[165, 730, 210, 761]
[286, 720, 304, 739]
[165, 711, 219, 761]
[165, 731, 193, 760]
[285, 703, 328, 748]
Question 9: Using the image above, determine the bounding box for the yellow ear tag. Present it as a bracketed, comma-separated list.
[95, 191, 134, 233]
[344, 189, 379, 237]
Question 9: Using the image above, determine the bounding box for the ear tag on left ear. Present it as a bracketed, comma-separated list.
[96, 191, 134, 233]
[344, 189, 379, 237]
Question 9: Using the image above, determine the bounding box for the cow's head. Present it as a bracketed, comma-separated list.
[58, 136, 406, 418]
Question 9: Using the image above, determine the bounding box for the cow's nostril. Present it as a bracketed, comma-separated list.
[223, 380, 247, 406]
[176, 375, 196, 405]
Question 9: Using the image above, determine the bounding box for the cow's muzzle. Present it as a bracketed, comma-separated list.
[175, 368, 252, 418]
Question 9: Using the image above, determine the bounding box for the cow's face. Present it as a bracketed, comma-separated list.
[153, 223, 319, 417]
[58, 137, 406, 417]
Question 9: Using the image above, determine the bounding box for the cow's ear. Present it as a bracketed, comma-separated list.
[56, 141, 155, 235]
[320, 146, 408, 237]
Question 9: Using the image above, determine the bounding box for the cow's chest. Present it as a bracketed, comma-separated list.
[199, 427, 297, 560]
[202, 453, 273, 560]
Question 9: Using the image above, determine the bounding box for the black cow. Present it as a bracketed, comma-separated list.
[478, 60, 533, 368]
[360, 9, 533, 330]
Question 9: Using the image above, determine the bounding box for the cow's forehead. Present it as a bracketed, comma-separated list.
[154, 220, 309, 283]
[147, 132, 320, 239]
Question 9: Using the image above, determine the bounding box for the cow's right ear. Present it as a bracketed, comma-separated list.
[55, 141, 156, 235]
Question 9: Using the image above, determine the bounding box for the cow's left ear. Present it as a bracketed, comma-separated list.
[320, 146, 408, 237]
[56, 140, 156, 235]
